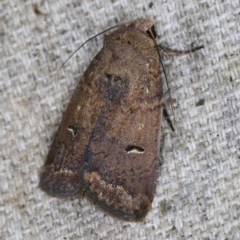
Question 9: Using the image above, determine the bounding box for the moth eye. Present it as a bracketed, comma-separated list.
[125, 145, 145, 154]
[146, 25, 157, 39]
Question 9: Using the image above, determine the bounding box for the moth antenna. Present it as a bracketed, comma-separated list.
[157, 43, 204, 127]
[58, 25, 119, 71]
[149, 29, 176, 128]
[158, 44, 204, 55]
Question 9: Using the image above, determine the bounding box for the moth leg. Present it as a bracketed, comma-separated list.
[163, 104, 175, 132]
[158, 44, 204, 56]
[163, 89, 176, 105]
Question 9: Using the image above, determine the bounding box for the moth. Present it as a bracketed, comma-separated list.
[40, 19, 166, 220]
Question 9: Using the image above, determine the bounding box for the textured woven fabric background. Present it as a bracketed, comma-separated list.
[1, 0, 239, 239]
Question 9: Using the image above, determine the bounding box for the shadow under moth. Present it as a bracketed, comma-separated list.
[39, 19, 185, 220]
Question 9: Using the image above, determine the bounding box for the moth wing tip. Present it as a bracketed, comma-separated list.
[39, 165, 82, 197]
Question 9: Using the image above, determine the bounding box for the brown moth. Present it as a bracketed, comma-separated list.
[40, 18, 163, 221]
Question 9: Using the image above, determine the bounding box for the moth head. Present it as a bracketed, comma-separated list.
[128, 18, 157, 39]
